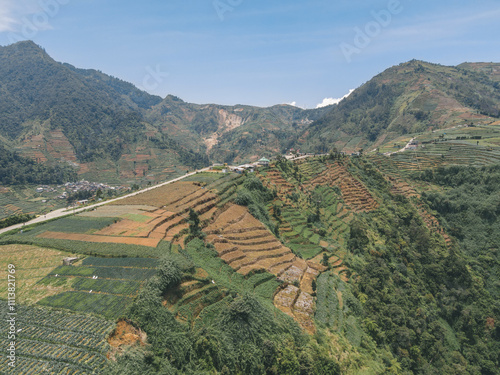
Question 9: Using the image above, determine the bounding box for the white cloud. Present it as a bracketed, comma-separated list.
[0, 0, 53, 34]
[285, 101, 306, 109]
[0, 1, 17, 32]
[316, 89, 354, 108]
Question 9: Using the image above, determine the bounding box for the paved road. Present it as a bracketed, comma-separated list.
[384, 138, 416, 156]
[0, 167, 210, 236]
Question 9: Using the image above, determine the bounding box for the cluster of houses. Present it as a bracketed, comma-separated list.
[35, 180, 128, 201]
[210, 157, 271, 174]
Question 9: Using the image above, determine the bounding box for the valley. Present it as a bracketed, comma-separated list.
[0, 41, 498, 375]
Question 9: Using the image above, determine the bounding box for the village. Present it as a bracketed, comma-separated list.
[34, 180, 129, 204]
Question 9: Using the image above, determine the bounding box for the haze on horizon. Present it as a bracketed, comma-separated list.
[0, 0, 499, 109]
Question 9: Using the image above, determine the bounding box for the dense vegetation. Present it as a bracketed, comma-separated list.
[105, 246, 341, 375]
[299, 60, 500, 153]
[350, 202, 499, 373]
[1, 41, 500, 374]
[0, 144, 77, 185]
[421, 166, 500, 300]
[0, 41, 209, 173]
[0, 213, 34, 229]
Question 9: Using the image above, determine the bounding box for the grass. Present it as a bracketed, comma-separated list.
[0, 244, 77, 305]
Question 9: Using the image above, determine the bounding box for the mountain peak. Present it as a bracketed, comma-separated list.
[2, 40, 44, 52]
[0, 40, 51, 62]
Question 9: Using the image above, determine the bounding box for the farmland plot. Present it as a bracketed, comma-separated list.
[205, 204, 325, 332]
[0, 300, 113, 374]
[37, 257, 159, 319]
[0, 244, 77, 304]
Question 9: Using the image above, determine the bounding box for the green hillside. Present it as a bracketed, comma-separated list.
[0, 42, 499, 374]
[299, 60, 500, 154]
[0, 41, 329, 186]
[1, 152, 498, 374]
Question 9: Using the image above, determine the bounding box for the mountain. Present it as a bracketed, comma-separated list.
[1, 157, 498, 374]
[297, 60, 500, 153]
[1, 42, 500, 184]
[0, 41, 212, 184]
[0, 41, 329, 184]
[146, 96, 330, 163]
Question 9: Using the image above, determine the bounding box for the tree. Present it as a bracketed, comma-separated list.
[277, 347, 300, 375]
[321, 253, 329, 267]
[185, 208, 203, 243]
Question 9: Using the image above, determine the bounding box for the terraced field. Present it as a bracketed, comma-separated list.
[37, 177, 237, 250]
[372, 140, 500, 177]
[260, 167, 296, 202]
[368, 157, 454, 251]
[278, 207, 324, 259]
[205, 204, 325, 333]
[297, 158, 327, 182]
[305, 161, 378, 212]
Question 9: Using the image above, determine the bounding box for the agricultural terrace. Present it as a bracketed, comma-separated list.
[2, 176, 236, 255]
[372, 124, 500, 177]
[260, 159, 366, 283]
[205, 203, 325, 333]
[0, 300, 114, 374]
[166, 240, 282, 329]
[304, 161, 378, 212]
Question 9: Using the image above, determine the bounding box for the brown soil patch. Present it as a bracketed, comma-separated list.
[205, 204, 320, 333]
[38, 231, 161, 247]
[115, 181, 201, 207]
[107, 319, 147, 361]
[274, 285, 316, 334]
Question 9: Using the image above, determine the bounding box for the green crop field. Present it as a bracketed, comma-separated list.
[37, 257, 159, 318]
[82, 256, 159, 268]
[72, 278, 142, 295]
[0, 300, 113, 374]
[39, 291, 133, 319]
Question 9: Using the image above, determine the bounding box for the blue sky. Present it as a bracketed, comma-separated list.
[1, 0, 499, 108]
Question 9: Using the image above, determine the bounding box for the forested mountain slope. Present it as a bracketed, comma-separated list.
[0, 41, 329, 183]
[1, 153, 498, 374]
[1, 42, 499, 183]
[298, 60, 500, 153]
